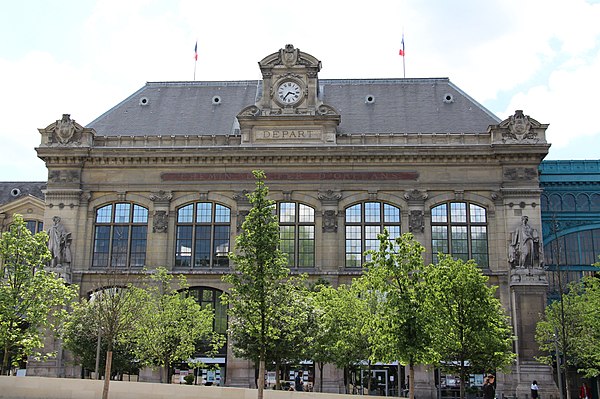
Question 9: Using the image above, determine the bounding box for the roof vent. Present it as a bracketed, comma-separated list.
[10, 188, 21, 197]
[365, 95, 376, 104]
[443, 93, 454, 104]
[212, 95, 222, 105]
[139, 97, 149, 106]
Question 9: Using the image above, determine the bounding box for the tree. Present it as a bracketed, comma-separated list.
[73, 273, 146, 399]
[536, 273, 600, 399]
[310, 282, 371, 394]
[228, 275, 310, 390]
[0, 214, 77, 374]
[360, 231, 437, 399]
[132, 267, 223, 383]
[424, 254, 515, 399]
[63, 302, 139, 378]
[222, 170, 291, 399]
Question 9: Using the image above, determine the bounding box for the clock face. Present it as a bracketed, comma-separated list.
[277, 81, 302, 105]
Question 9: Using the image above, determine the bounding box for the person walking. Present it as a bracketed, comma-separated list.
[531, 380, 539, 399]
[580, 382, 591, 399]
[482, 375, 495, 399]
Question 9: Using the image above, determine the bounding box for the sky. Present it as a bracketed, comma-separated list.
[1, 0, 599, 181]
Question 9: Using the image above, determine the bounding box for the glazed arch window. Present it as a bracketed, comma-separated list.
[431, 202, 488, 267]
[25, 220, 44, 234]
[175, 202, 231, 268]
[278, 202, 315, 268]
[92, 203, 148, 268]
[345, 202, 401, 268]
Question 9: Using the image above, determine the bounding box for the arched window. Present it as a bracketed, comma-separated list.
[431, 202, 488, 267]
[278, 202, 315, 268]
[25, 220, 44, 234]
[92, 203, 148, 268]
[175, 202, 230, 268]
[345, 202, 401, 268]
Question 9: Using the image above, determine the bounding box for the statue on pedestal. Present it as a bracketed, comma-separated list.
[509, 215, 543, 268]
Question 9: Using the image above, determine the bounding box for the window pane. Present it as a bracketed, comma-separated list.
[194, 225, 211, 267]
[364, 202, 381, 223]
[213, 226, 230, 267]
[178, 204, 194, 223]
[431, 204, 447, 223]
[299, 204, 314, 223]
[214, 204, 230, 223]
[279, 202, 296, 223]
[469, 204, 486, 223]
[450, 203, 467, 223]
[298, 226, 315, 268]
[114, 203, 131, 224]
[197, 203, 212, 223]
[280, 225, 295, 266]
[111, 225, 130, 267]
[175, 226, 193, 267]
[93, 226, 111, 267]
[133, 205, 148, 223]
[384, 204, 400, 223]
[346, 204, 361, 223]
[130, 226, 147, 267]
[96, 205, 113, 223]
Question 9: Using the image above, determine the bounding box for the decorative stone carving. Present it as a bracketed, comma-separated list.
[509, 215, 543, 269]
[48, 216, 71, 268]
[153, 211, 168, 233]
[237, 210, 249, 232]
[317, 104, 338, 116]
[48, 170, 81, 183]
[403, 189, 428, 202]
[317, 190, 342, 208]
[234, 190, 251, 207]
[40, 114, 86, 146]
[409, 210, 425, 233]
[150, 190, 173, 202]
[491, 110, 547, 144]
[322, 210, 338, 232]
[504, 167, 538, 181]
[238, 105, 261, 117]
[510, 267, 548, 285]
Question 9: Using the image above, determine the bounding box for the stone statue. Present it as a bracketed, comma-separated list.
[509, 216, 542, 268]
[48, 216, 72, 267]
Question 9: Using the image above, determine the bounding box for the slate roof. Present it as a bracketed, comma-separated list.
[87, 78, 500, 136]
[0, 182, 46, 204]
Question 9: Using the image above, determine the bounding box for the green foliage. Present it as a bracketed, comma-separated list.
[221, 170, 293, 398]
[310, 283, 371, 370]
[183, 373, 195, 385]
[536, 275, 600, 378]
[132, 267, 223, 382]
[0, 214, 77, 373]
[423, 254, 514, 399]
[360, 231, 436, 366]
[63, 302, 139, 376]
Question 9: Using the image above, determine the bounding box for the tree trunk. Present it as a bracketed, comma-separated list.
[409, 363, 415, 399]
[2, 344, 9, 375]
[102, 350, 113, 399]
[257, 357, 266, 399]
[318, 362, 324, 393]
[274, 363, 280, 390]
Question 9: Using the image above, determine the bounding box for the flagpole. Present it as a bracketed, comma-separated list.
[193, 40, 198, 81]
[402, 32, 406, 78]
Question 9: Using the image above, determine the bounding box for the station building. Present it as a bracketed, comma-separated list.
[2, 45, 590, 397]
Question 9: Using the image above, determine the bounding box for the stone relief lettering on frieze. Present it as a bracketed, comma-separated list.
[254, 128, 322, 140]
[162, 171, 419, 182]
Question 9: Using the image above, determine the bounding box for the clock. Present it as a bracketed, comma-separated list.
[276, 81, 302, 105]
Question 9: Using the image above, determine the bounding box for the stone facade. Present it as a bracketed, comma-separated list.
[2, 45, 560, 396]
